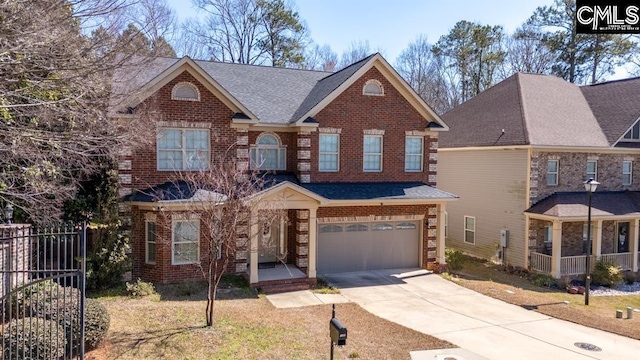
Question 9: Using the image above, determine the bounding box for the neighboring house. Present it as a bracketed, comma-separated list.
[112, 54, 456, 291]
[438, 73, 640, 279]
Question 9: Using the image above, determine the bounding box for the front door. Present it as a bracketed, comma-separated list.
[617, 222, 630, 253]
[258, 218, 286, 263]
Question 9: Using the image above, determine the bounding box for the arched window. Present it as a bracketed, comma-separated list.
[363, 79, 384, 96]
[171, 82, 200, 101]
[250, 133, 286, 170]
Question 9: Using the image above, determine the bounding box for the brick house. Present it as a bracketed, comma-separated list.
[438, 73, 640, 279]
[112, 54, 456, 290]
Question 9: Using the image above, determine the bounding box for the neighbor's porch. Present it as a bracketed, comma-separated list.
[527, 216, 640, 278]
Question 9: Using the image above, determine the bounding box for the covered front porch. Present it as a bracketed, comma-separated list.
[526, 191, 640, 278]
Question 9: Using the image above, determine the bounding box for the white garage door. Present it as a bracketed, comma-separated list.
[317, 221, 420, 274]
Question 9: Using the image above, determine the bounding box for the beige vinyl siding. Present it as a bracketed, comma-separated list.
[438, 148, 529, 268]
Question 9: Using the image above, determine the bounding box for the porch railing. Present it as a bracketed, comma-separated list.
[531, 251, 637, 276]
[561, 255, 591, 275]
[530, 252, 551, 273]
[600, 252, 633, 270]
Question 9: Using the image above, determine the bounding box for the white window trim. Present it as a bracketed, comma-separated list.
[444, 211, 448, 237]
[363, 79, 384, 96]
[586, 160, 597, 181]
[171, 82, 200, 101]
[404, 136, 424, 172]
[172, 219, 200, 265]
[157, 128, 211, 171]
[319, 133, 339, 172]
[363, 135, 383, 172]
[249, 133, 286, 170]
[623, 160, 633, 185]
[546, 160, 559, 186]
[543, 225, 552, 243]
[622, 121, 640, 141]
[464, 216, 475, 244]
[145, 220, 156, 265]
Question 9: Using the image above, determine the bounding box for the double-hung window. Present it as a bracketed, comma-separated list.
[464, 216, 475, 244]
[157, 128, 210, 170]
[250, 134, 286, 170]
[363, 135, 382, 172]
[172, 220, 200, 265]
[586, 160, 597, 181]
[319, 134, 339, 171]
[405, 136, 423, 172]
[145, 221, 156, 264]
[546, 160, 558, 186]
[623, 161, 633, 185]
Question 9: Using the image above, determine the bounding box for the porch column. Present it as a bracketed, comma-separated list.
[307, 208, 317, 279]
[436, 203, 447, 264]
[551, 220, 562, 279]
[249, 212, 259, 284]
[633, 219, 639, 272]
[593, 220, 603, 258]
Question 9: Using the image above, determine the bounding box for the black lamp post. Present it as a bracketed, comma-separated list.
[584, 178, 599, 306]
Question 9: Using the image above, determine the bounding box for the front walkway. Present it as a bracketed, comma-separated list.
[270, 268, 640, 360]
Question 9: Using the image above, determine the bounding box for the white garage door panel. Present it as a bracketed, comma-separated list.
[317, 221, 419, 274]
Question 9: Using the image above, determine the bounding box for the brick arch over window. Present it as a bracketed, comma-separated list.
[363, 79, 384, 96]
[171, 82, 200, 101]
[250, 132, 286, 170]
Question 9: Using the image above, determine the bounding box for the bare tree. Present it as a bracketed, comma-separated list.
[337, 40, 373, 70]
[504, 26, 555, 75]
[0, 0, 154, 221]
[303, 43, 337, 72]
[155, 154, 284, 327]
[184, 0, 307, 66]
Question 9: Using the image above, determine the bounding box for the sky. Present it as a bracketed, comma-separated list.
[167, 0, 555, 63]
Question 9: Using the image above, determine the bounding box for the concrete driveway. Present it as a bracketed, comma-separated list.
[322, 268, 640, 360]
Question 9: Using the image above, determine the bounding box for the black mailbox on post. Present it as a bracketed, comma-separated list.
[329, 317, 347, 346]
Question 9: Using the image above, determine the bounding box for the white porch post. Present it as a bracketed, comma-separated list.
[436, 203, 447, 264]
[249, 211, 259, 284]
[307, 207, 317, 278]
[593, 220, 602, 258]
[551, 220, 562, 278]
[633, 219, 639, 272]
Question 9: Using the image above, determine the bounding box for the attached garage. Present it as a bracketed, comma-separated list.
[317, 220, 421, 274]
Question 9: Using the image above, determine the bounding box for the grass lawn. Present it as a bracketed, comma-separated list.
[446, 256, 640, 340]
[86, 279, 453, 359]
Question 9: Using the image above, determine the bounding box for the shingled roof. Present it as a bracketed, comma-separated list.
[440, 73, 640, 149]
[111, 53, 447, 129]
[526, 191, 640, 218]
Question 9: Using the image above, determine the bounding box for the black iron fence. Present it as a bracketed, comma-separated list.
[1, 223, 86, 359]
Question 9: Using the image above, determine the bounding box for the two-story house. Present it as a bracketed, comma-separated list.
[112, 54, 457, 291]
[438, 73, 640, 279]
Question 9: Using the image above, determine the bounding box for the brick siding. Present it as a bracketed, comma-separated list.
[531, 151, 640, 204]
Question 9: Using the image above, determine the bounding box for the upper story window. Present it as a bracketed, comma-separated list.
[250, 133, 286, 170]
[405, 136, 423, 172]
[363, 135, 383, 172]
[157, 128, 210, 171]
[546, 160, 558, 186]
[586, 160, 597, 181]
[363, 79, 384, 96]
[319, 134, 339, 172]
[623, 160, 633, 185]
[622, 122, 640, 141]
[171, 82, 200, 101]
